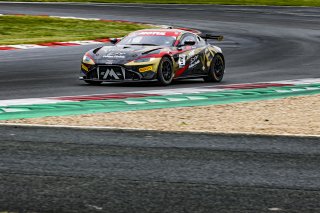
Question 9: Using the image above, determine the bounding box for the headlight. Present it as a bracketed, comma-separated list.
[134, 57, 156, 63]
[82, 54, 95, 65]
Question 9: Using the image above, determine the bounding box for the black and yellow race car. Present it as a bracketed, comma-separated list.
[80, 28, 225, 85]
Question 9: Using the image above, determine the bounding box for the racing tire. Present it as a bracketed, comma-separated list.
[204, 54, 225, 82]
[157, 57, 174, 86]
[84, 80, 103, 85]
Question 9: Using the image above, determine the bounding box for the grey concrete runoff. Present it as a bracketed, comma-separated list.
[1, 125, 320, 212]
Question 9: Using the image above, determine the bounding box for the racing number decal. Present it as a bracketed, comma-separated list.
[178, 54, 187, 68]
[178, 50, 196, 68]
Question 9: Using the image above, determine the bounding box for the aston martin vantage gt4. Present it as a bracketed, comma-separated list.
[80, 29, 225, 85]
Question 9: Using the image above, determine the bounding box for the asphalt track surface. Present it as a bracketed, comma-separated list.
[0, 3, 320, 99]
[1, 3, 320, 212]
[1, 125, 320, 212]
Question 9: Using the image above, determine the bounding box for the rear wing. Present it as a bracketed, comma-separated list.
[200, 34, 224, 42]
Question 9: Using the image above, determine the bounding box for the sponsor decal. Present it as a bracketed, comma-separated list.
[138, 32, 166, 36]
[103, 52, 126, 59]
[136, 31, 180, 37]
[139, 66, 153, 73]
[189, 55, 200, 68]
[81, 63, 89, 72]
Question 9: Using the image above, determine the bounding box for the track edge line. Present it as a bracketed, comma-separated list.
[1, 123, 319, 138]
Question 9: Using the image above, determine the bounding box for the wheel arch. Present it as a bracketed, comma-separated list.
[161, 54, 174, 64]
[153, 54, 173, 76]
[215, 53, 225, 65]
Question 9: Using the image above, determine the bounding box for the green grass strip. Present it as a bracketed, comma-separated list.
[0, 84, 320, 120]
[2, 0, 320, 7]
[0, 15, 149, 45]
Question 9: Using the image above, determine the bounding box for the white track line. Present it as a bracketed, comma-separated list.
[49, 15, 100, 21]
[7, 44, 48, 49]
[0, 98, 74, 107]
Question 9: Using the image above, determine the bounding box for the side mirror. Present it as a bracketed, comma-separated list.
[109, 38, 118, 44]
[184, 40, 196, 46]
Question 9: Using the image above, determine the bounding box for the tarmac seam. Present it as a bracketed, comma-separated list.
[2, 171, 320, 192]
[1, 123, 319, 138]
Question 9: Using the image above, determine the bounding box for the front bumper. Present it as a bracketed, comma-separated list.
[80, 64, 157, 82]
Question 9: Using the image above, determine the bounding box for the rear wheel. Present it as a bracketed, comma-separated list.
[84, 80, 102, 85]
[157, 57, 174, 86]
[204, 54, 225, 82]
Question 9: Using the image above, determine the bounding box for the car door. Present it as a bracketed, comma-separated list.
[178, 33, 206, 77]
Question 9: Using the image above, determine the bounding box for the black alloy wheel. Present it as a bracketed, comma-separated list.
[157, 57, 174, 86]
[204, 54, 225, 82]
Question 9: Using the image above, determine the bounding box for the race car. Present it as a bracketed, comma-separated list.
[80, 28, 225, 85]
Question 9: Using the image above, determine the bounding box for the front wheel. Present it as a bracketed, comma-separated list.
[204, 54, 225, 82]
[157, 57, 174, 86]
[84, 80, 102, 85]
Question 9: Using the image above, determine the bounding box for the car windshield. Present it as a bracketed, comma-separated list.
[117, 35, 176, 47]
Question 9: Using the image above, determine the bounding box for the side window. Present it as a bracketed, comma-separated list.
[180, 34, 197, 45]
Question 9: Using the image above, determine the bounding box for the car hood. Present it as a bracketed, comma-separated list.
[91, 45, 165, 65]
